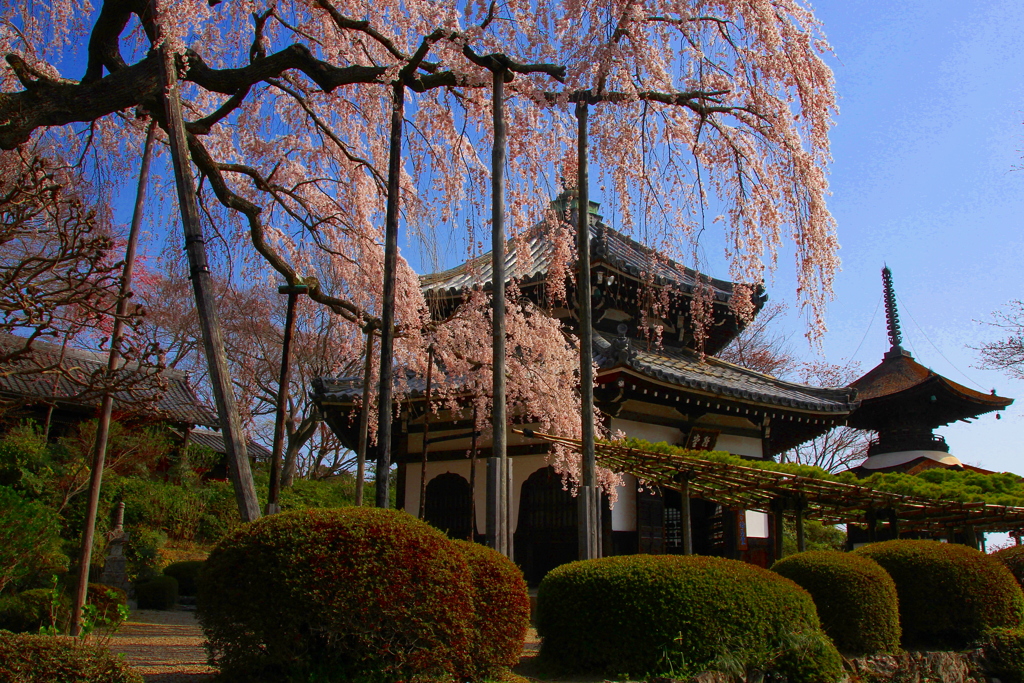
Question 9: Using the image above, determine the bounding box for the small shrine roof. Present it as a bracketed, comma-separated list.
[421, 220, 740, 304]
[189, 428, 272, 461]
[595, 331, 858, 414]
[0, 333, 218, 428]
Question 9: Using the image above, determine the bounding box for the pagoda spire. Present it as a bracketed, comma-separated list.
[882, 266, 909, 358]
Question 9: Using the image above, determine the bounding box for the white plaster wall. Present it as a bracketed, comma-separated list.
[613, 473, 637, 532]
[610, 417, 684, 446]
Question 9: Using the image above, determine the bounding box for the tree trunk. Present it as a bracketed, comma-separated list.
[69, 121, 155, 637]
[355, 326, 375, 506]
[268, 285, 305, 513]
[375, 82, 405, 508]
[158, 43, 261, 523]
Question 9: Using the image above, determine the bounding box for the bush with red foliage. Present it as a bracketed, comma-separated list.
[453, 539, 531, 676]
[196, 508, 476, 682]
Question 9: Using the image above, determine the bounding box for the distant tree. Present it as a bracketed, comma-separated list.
[977, 300, 1024, 380]
[717, 303, 798, 377]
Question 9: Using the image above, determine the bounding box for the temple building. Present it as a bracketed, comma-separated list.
[845, 267, 1012, 477]
[314, 195, 859, 583]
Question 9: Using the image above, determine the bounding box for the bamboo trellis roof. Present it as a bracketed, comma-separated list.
[518, 429, 1024, 534]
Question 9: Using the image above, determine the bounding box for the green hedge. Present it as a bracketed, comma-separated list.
[0, 632, 142, 682]
[0, 587, 69, 633]
[993, 546, 1024, 590]
[163, 560, 203, 596]
[856, 539, 1024, 649]
[452, 540, 531, 677]
[536, 554, 842, 681]
[88, 583, 127, 618]
[772, 550, 901, 655]
[983, 627, 1024, 683]
[197, 508, 476, 682]
[136, 574, 178, 610]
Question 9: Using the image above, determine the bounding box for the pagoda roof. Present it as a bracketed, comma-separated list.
[421, 217, 743, 306]
[0, 332, 218, 428]
[594, 331, 857, 415]
[847, 350, 1012, 429]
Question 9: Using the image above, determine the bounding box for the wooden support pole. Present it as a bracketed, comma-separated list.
[795, 504, 806, 553]
[418, 348, 435, 519]
[680, 478, 693, 556]
[70, 122, 156, 636]
[157, 42, 260, 523]
[469, 405, 479, 541]
[576, 96, 600, 561]
[488, 67, 510, 556]
[772, 499, 785, 561]
[375, 82, 405, 508]
[355, 327, 375, 507]
[267, 284, 306, 514]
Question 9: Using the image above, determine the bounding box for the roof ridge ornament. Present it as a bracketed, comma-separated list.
[882, 266, 912, 360]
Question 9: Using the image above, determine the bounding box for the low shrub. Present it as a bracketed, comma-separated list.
[0, 632, 142, 682]
[197, 508, 476, 682]
[88, 583, 128, 620]
[994, 545, 1024, 590]
[856, 539, 1024, 649]
[452, 540, 531, 677]
[136, 575, 178, 610]
[536, 554, 842, 681]
[772, 550, 901, 655]
[0, 485, 64, 594]
[163, 560, 203, 596]
[0, 586, 69, 633]
[982, 627, 1024, 683]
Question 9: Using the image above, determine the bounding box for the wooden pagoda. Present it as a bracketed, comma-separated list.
[313, 196, 859, 583]
[846, 267, 1012, 477]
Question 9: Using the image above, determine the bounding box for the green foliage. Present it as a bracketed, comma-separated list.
[856, 539, 1024, 649]
[982, 627, 1024, 683]
[0, 485, 64, 595]
[782, 520, 846, 556]
[772, 550, 901, 655]
[123, 527, 167, 582]
[993, 545, 1024, 590]
[0, 632, 143, 683]
[82, 583, 129, 636]
[277, 474, 357, 510]
[163, 560, 203, 596]
[197, 508, 476, 682]
[136, 574, 178, 610]
[0, 586, 70, 633]
[452, 540, 531, 677]
[536, 554, 842, 681]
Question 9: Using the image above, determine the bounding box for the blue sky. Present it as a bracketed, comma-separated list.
[769, 0, 1024, 473]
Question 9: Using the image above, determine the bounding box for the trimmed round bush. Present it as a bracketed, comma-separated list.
[982, 627, 1024, 683]
[197, 508, 476, 682]
[163, 560, 203, 596]
[994, 546, 1024, 590]
[537, 554, 842, 681]
[452, 540, 531, 676]
[772, 550, 901, 655]
[136, 574, 178, 610]
[0, 632, 142, 682]
[0, 587, 70, 633]
[88, 583, 127, 618]
[856, 539, 1024, 649]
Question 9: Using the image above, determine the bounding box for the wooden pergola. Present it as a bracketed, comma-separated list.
[517, 429, 1024, 557]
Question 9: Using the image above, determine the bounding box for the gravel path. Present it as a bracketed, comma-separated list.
[106, 609, 215, 683]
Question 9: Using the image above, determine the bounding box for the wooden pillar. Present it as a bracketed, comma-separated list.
[772, 499, 785, 561]
[268, 284, 306, 514]
[867, 508, 877, 543]
[71, 122, 157, 636]
[375, 81, 405, 508]
[576, 95, 600, 561]
[418, 348, 435, 519]
[158, 43, 260, 523]
[469, 405, 479, 541]
[680, 478, 693, 556]
[488, 67, 510, 556]
[355, 327, 375, 507]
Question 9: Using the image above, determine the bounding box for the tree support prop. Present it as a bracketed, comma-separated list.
[268, 283, 307, 514]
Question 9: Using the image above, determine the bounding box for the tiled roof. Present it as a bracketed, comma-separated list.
[421, 216, 739, 304]
[852, 351, 1012, 408]
[313, 333, 858, 416]
[0, 333, 218, 427]
[189, 428, 272, 461]
[594, 330, 858, 414]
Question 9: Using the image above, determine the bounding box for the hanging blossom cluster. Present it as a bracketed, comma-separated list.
[0, 0, 839, 488]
